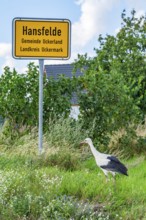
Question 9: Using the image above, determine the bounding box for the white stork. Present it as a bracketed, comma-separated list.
[81, 138, 128, 180]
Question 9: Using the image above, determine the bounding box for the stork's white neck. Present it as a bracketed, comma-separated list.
[87, 140, 100, 158]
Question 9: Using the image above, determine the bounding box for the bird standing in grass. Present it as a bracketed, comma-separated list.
[80, 138, 128, 181]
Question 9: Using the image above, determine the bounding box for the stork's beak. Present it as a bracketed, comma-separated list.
[80, 140, 86, 146]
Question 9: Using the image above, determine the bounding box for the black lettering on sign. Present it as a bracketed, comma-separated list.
[22, 26, 62, 36]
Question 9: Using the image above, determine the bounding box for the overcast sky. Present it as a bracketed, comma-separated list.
[0, 0, 146, 74]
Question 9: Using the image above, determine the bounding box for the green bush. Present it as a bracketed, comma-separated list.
[0, 63, 75, 130]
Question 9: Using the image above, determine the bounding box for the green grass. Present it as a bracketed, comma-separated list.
[0, 153, 146, 219]
[0, 119, 146, 219]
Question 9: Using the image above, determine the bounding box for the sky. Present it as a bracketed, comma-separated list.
[0, 0, 146, 75]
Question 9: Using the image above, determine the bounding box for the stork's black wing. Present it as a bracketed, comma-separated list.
[100, 156, 128, 176]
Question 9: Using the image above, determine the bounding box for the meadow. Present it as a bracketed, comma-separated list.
[0, 118, 146, 220]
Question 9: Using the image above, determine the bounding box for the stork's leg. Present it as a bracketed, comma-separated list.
[111, 172, 116, 191]
[112, 172, 116, 182]
[102, 169, 109, 182]
[105, 175, 109, 183]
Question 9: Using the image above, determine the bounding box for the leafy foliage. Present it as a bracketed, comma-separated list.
[74, 9, 146, 145]
[43, 74, 74, 124]
[0, 63, 39, 129]
[0, 63, 75, 132]
[95, 9, 146, 116]
[76, 68, 140, 145]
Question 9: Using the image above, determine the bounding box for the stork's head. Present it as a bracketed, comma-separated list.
[80, 138, 93, 146]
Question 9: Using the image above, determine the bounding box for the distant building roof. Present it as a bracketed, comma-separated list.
[44, 63, 84, 80]
[44, 63, 86, 105]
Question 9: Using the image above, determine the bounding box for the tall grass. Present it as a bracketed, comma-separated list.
[0, 118, 89, 171]
[108, 122, 146, 158]
[0, 118, 146, 219]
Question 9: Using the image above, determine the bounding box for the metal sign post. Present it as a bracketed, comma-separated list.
[38, 59, 44, 154]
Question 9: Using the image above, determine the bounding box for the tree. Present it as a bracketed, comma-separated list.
[94, 9, 146, 118]
[0, 66, 27, 127]
[74, 10, 144, 145]
[75, 68, 140, 145]
[0, 63, 75, 132]
[43, 74, 74, 126]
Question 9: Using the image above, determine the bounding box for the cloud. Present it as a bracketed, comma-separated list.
[0, 43, 11, 57]
[72, 0, 118, 49]
[1, 55, 15, 70]
[0, 43, 14, 73]
[0, 43, 29, 74]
